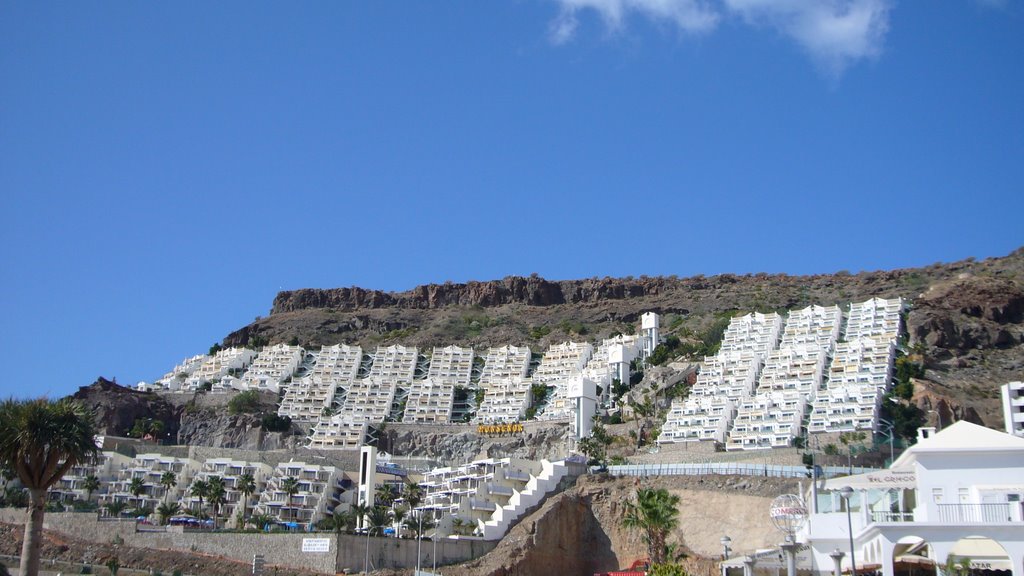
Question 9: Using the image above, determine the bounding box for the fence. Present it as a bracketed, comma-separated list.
[606, 462, 878, 479]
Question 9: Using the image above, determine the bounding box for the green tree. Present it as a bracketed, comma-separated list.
[190, 478, 210, 517]
[649, 564, 689, 576]
[159, 471, 177, 504]
[367, 506, 392, 536]
[349, 502, 371, 532]
[83, 474, 101, 502]
[156, 502, 180, 526]
[237, 472, 257, 525]
[375, 484, 397, 508]
[104, 557, 119, 576]
[249, 513, 275, 531]
[281, 477, 301, 520]
[629, 395, 655, 449]
[207, 476, 227, 528]
[104, 500, 128, 519]
[127, 477, 146, 510]
[0, 398, 98, 576]
[579, 422, 614, 468]
[622, 487, 681, 565]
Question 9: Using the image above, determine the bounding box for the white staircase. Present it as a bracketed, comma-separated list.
[478, 459, 568, 540]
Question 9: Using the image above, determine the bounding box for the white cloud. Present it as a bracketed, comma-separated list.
[548, 0, 892, 77]
[723, 0, 891, 76]
[549, 0, 720, 45]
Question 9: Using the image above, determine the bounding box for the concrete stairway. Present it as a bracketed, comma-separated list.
[478, 459, 568, 540]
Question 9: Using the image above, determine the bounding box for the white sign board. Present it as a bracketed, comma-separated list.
[302, 538, 331, 553]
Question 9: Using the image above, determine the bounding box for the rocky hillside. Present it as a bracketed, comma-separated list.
[223, 248, 1024, 430]
[70, 378, 302, 451]
[437, 473, 801, 576]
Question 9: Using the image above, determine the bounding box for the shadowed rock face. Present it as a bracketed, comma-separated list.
[71, 377, 181, 439]
[908, 275, 1024, 356]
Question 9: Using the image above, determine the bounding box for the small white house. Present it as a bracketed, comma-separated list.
[797, 421, 1024, 576]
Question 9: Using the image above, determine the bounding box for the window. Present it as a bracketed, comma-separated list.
[932, 488, 943, 503]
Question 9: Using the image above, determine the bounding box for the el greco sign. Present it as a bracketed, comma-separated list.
[863, 471, 915, 488]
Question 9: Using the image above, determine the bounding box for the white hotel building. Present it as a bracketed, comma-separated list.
[795, 422, 1024, 576]
[254, 461, 347, 526]
[240, 343, 305, 393]
[278, 343, 362, 423]
[474, 345, 533, 424]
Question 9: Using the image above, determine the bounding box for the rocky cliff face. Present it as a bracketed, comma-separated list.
[71, 378, 181, 439]
[71, 378, 299, 450]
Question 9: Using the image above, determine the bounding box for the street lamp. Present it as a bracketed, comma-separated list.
[721, 535, 733, 560]
[839, 487, 857, 576]
[829, 548, 845, 576]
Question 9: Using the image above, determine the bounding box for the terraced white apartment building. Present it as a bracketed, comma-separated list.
[154, 354, 209, 391]
[403, 345, 474, 424]
[254, 461, 346, 526]
[180, 458, 273, 526]
[474, 345, 532, 424]
[534, 341, 594, 419]
[240, 344, 305, 393]
[49, 451, 132, 504]
[185, 348, 258, 391]
[101, 453, 202, 511]
[278, 343, 362, 422]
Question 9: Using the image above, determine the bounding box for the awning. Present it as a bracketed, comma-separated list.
[820, 471, 916, 491]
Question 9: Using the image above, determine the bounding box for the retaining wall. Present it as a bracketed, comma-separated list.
[0, 510, 495, 574]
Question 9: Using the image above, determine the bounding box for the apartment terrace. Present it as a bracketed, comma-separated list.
[156, 354, 209, 391]
[181, 458, 273, 523]
[102, 453, 201, 511]
[254, 461, 345, 525]
[307, 415, 368, 450]
[844, 297, 904, 341]
[241, 344, 305, 393]
[726, 391, 806, 450]
[185, 348, 257, 391]
[658, 396, 735, 444]
[478, 345, 531, 386]
[756, 345, 827, 397]
[474, 378, 531, 423]
[719, 312, 783, 357]
[368, 344, 418, 384]
[403, 377, 456, 424]
[780, 304, 842, 351]
[49, 451, 132, 504]
[278, 344, 362, 422]
[426, 345, 474, 387]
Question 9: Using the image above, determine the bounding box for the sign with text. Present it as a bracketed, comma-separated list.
[302, 538, 331, 553]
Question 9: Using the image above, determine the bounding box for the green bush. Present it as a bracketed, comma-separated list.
[261, 414, 292, 432]
[228, 390, 262, 414]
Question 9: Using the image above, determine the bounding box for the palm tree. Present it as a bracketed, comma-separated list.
[156, 502, 180, 526]
[249, 512, 276, 531]
[82, 475, 101, 502]
[159, 471, 177, 504]
[367, 506, 392, 536]
[0, 398, 98, 576]
[375, 484, 397, 508]
[392, 506, 408, 538]
[206, 476, 227, 528]
[621, 487, 680, 565]
[127, 477, 146, 511]
[190, 478, 210, 517]
[401, 480, 424, 510]
[349, 502, 371, 533]
[236, 472, 257, 525]
[280, 477, 301, 521]
[104, 500, 128, 519]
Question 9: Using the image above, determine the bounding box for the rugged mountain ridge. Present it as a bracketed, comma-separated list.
[222, 248, 1024, 432]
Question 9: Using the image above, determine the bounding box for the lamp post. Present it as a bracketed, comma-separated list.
[829, 548, 845, 576]
[416, 509, 423, 575]
[722, 536, 733, 560]
[840, 486, 857, 576]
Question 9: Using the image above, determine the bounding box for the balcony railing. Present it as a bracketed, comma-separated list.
[871, 511, 914, 523]
[937, 503, 1016, 524]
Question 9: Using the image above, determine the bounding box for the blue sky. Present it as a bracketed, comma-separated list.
[1, 1, 1022, 399]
